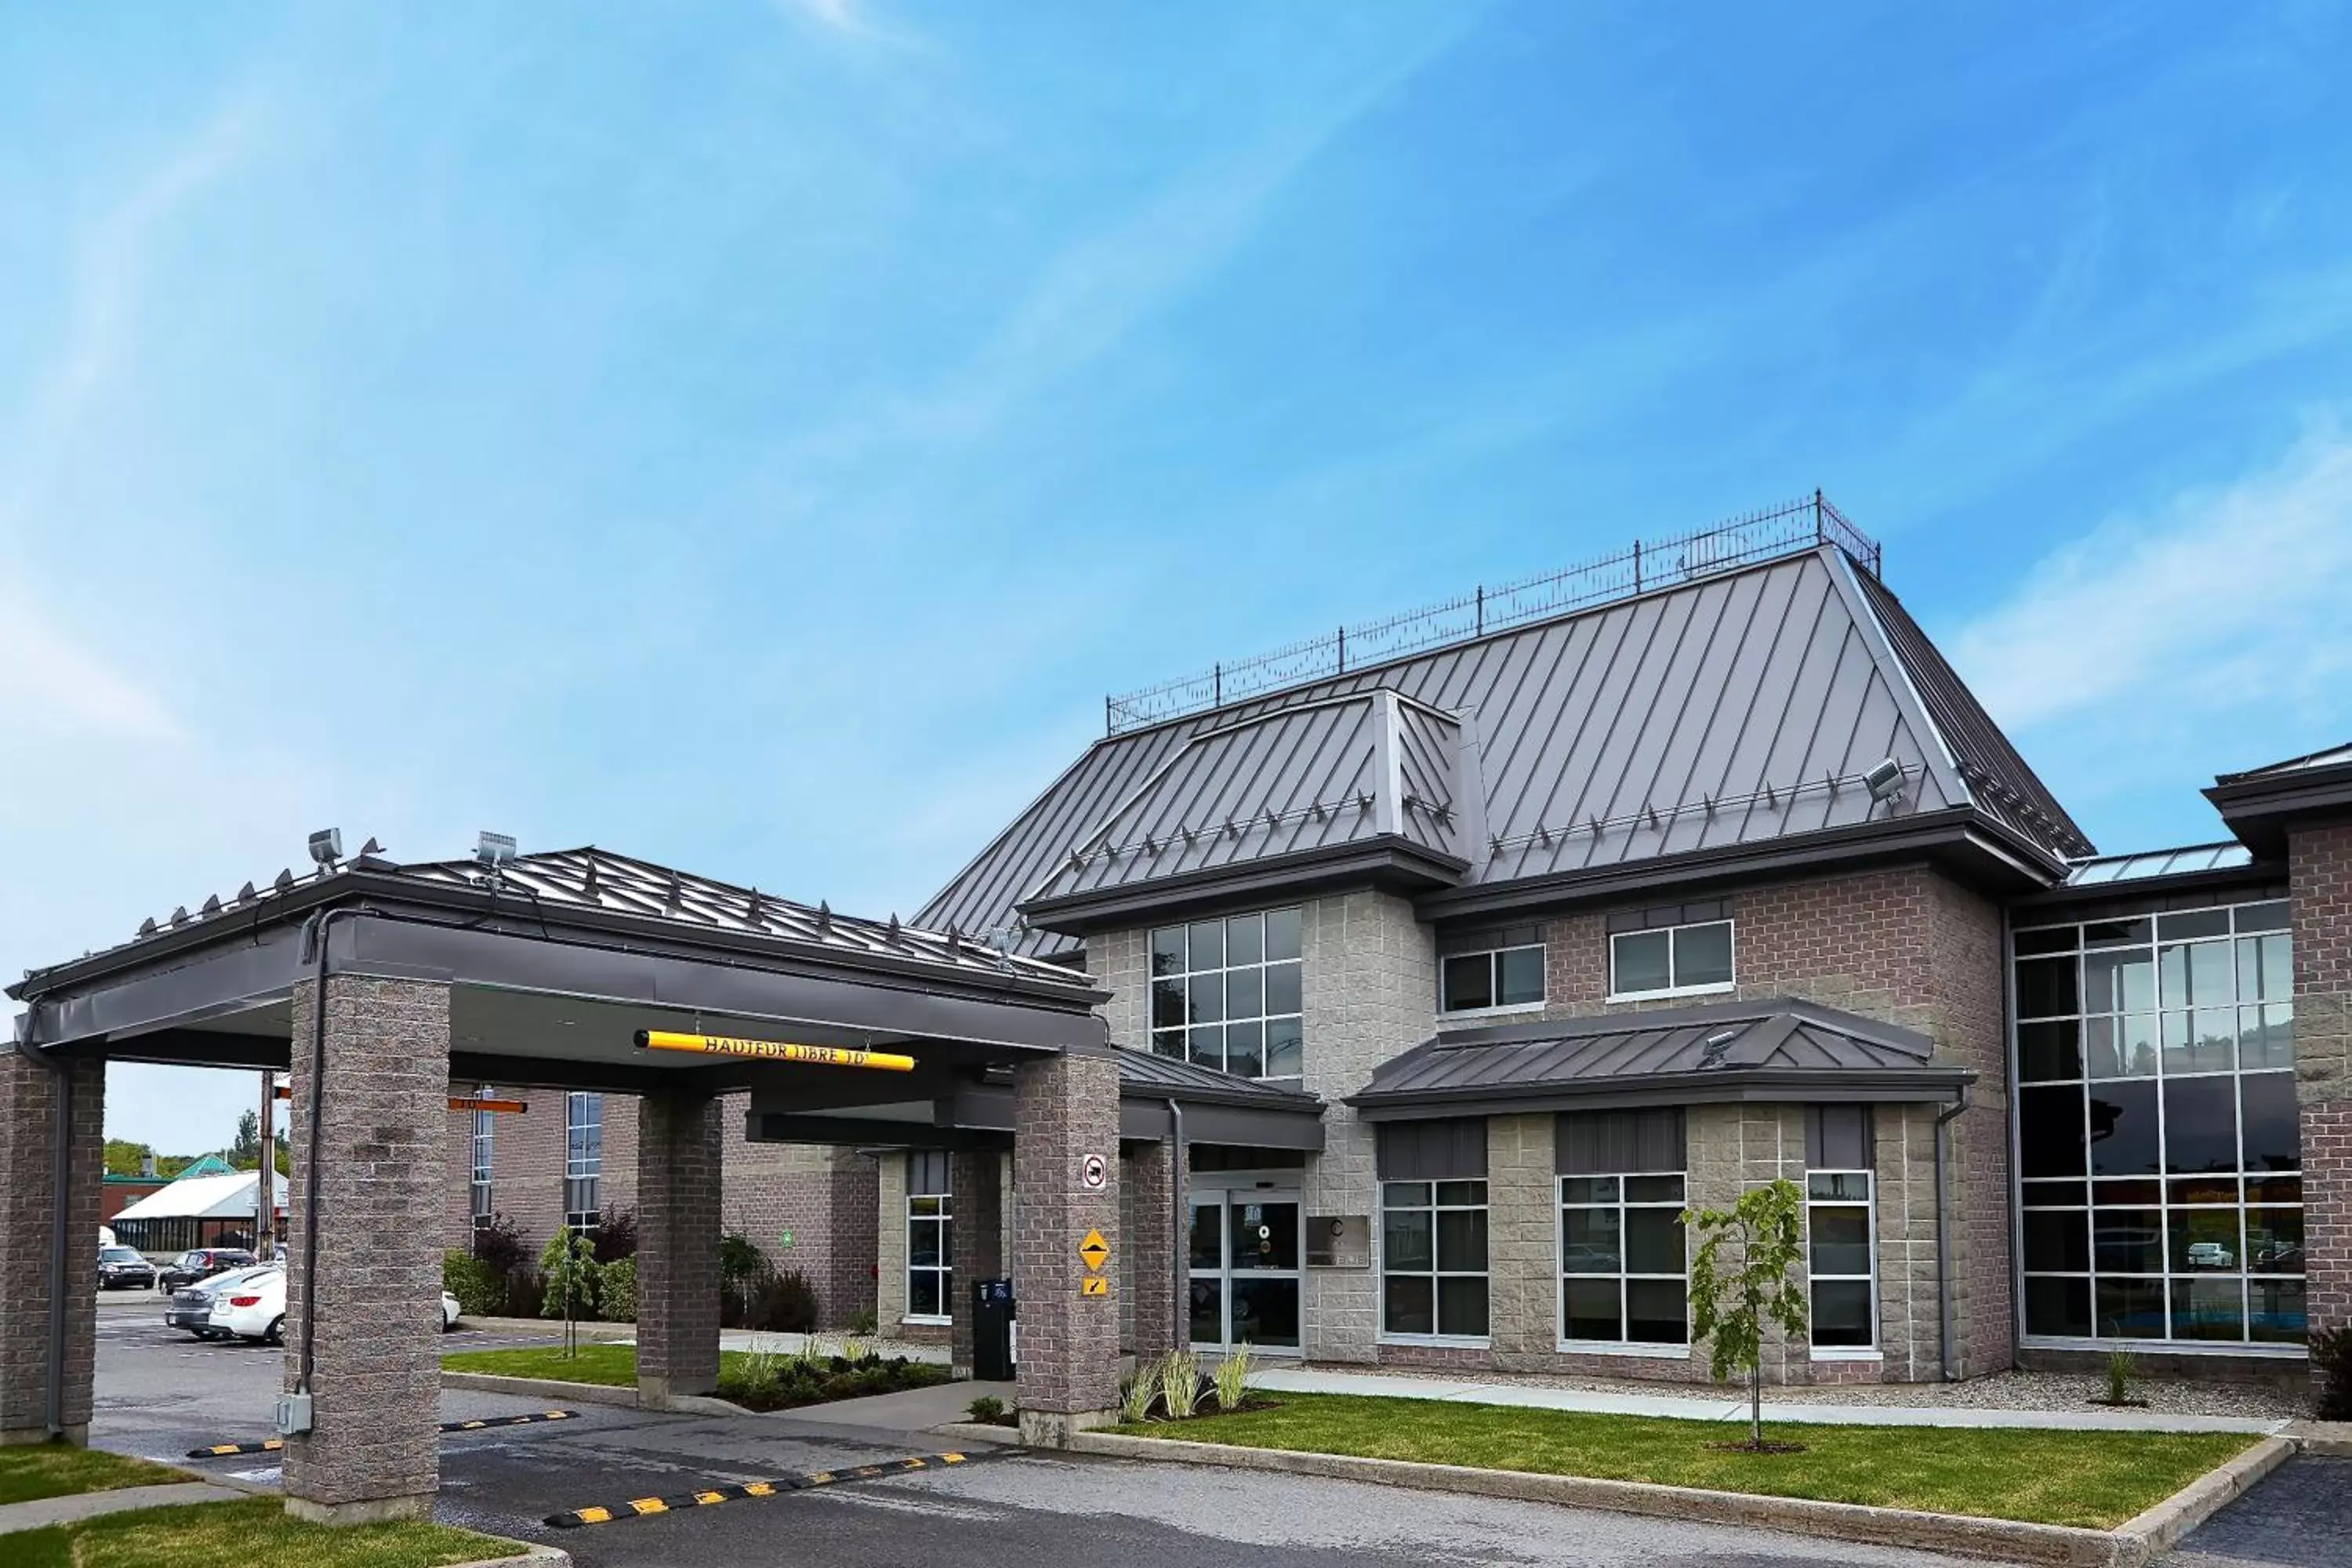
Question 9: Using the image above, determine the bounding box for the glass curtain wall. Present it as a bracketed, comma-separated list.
[2013, 900, 2302, 1345]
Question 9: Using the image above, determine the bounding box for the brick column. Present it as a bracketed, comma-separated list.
[1486, 1112, 1555, 1367]
[1012, 1051, 1120, 1444]
[282, 977, 448, 1523]
[0, 1051, 102, 1446]
[1125, 1138, 1181, 1365]
[637, 1093, 721, 1407]
[949, 1149, 1003, 1378]
[2292, 823, 2352, 1389]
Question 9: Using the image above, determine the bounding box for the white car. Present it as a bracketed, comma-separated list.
[207, 1267, 462, 1345]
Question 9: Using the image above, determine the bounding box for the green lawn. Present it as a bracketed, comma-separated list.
[442, 1342, 639, 1386]
[1115, 1393, 2258, 1530]
[5, 1497, 520, 1568]
[0, 1446, 189, 1508]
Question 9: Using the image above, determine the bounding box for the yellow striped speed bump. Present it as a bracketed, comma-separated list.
[188, 1409, 579, 1458]
[545, 1452, 969, 1529]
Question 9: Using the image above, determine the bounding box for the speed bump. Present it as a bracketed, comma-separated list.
[187, 1408, 579, 1458]
[545, 1452, 969, 1529]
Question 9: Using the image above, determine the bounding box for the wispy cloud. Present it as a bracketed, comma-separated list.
[1953, 423, 2352, 748]
[0, 575, 186, 745]
[766, 0, 913, 47]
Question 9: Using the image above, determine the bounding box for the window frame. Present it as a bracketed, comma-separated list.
[1376, 1178, 1492, 1346]
[1555, 1171, 1691, 1356]
[564, 1091, 602, 1233]
[1438, 939, 1548, 1018]
[904, 1151, 953, 1327]
[2009, 898, 2305, 1354]
[469, 1095, 495, 1224]
[1806, 1170, 1880, 1359]
[1148, 907, 1305, 1083]
[1606, 919, 1737, 1003]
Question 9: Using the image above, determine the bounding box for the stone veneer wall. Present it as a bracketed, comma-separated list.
[2292, 822, 2352, 1385]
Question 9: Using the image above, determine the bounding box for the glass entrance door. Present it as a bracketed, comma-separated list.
[1189, 1189, 1302, 1351]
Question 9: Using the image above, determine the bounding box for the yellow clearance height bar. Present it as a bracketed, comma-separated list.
[633, 1029, 917, 1073]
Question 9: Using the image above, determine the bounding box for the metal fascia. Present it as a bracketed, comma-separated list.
[1018, 837, 1469, 931]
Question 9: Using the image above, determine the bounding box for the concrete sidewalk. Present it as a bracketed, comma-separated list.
[0, 1481, 249, 1536]
[1253, 1367, 2290, 1435]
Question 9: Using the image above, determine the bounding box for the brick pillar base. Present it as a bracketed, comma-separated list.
[1012, 1052, 1120, 1444]
[2306, 1095, 2350, 1409]
[950, 1149, 1003, 1379]
[637, 1094, 721, 1407]
[1126, 1139, 1179, 1366]
[0, 1051, 101, 1446]
[282, 978, 448, 1523]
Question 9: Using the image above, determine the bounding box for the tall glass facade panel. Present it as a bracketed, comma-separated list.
[2013, 900, 2302, 1345]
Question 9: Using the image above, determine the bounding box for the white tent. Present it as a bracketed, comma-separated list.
[111, 1170, 282, 1223]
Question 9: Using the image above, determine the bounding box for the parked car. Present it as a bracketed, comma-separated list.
[2184, 1240, 2236, 1269]
[157, 1248, 258, 1294]
[97, 1246, 155, 1290]
[206, 1268, 460, 1345]
[165, 1264, 277, 1338]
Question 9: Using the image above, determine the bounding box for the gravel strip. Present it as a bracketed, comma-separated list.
[1332, 1363, 2307, 1420]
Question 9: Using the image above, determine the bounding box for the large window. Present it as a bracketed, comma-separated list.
[1607, 903, 1734, 1001]
[906, 1152, 952, 1323]
[2013, 900, 2302, 1346]
[470, 1094, 495, 1225]
[1151, 908, 1303, 1080]
[1377, 1120, 1489, 1340]
[1439, 924, 1546, 1014]
[564, 1092, 602, 1232]
[1558, 1109, 1687, 1348]
[1806, 1106, 1876, 1352]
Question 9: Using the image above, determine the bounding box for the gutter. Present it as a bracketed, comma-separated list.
[1935, 1083, 1970, 1382]
[1167, 1098, 1187, 1356]
[15, 1007, 71, 1439]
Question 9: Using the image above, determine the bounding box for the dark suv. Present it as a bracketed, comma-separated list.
[156, 1248, 258, 1293]
[98, 1247, 156, 1290]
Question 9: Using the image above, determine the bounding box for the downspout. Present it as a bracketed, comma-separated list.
[16, 1004, 71, 1440]
[1934, 1084, 1971, 1382]
[1167, 1098, 1186, 1355]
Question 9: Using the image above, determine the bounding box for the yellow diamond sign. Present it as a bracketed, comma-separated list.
[1079, 1229, 1110, 1272]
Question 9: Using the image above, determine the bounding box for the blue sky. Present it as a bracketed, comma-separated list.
[6, 2, 2351, 1147]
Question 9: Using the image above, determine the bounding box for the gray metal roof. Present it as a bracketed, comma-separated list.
[1349, 996, 1971, 1117]
[2062, 842, 2255, 887]
[22, 843, 1087, 996]
[1108, 1047, 1324, 1110]
[2216, 741, 2352, 782]
[922, 540, 2085, 955]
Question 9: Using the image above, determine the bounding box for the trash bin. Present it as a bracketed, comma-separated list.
[971, 1276, 1015, 1382]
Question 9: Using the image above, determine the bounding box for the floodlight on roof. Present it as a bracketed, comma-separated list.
[1864, 757, 1906, 804]
[477, 831, 517, 866]
[307, 828, 342, 868]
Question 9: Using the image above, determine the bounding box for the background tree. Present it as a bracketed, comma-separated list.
[229, 1109, 263, 1167]
[1684, 1177, 1809, 1450]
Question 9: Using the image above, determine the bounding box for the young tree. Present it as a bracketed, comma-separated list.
[539, 1228, 602, 1358]
[1683, 1177, 1809, 1450]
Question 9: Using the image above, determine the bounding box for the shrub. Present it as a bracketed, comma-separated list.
[591, 1206, 638, 1264]
[2104, 1346, 2136, 1405]
[2314, 1325, 2352, 1421]
[470, 1213, 527, 1276]
[1158, 1350, 1203, 1419]
[503, 1269, 546, 1319]
[1213, 1344, 1257, 1412]
[539, 1229, 602, 1322]
[1120, 1371, 1158, 1424]
[967, 1396, 1006, 1423]
[598, 1257, 637, 1323]
[443, 1250, 504, 1318]
[745, 1269, 820, 1333]
[850, 1306, 879, 1336]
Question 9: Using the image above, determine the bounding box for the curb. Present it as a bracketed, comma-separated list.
[439, 1370, 750, 1417]
[931, 1421, 1025, 1449]
[446, 1545, 572, 1567]
[1065, 1431, 2293, 1567]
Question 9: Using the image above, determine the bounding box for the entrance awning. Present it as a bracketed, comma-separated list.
[10, 844, 1110, 1112]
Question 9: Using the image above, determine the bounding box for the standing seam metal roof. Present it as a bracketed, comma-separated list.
[920, 543, 2084, 956]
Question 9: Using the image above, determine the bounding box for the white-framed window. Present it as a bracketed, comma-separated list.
[564, 1092, 602, 1232]
[1557, 1109, 1688, 1350]
[1380, 1179, 1490, 1340]
[1149, 908, 1304, 1080]
[906, 1151, 953, 1323]
[1806, 1105, 1877, 1353]
[1607, 907, 1734, 1001]
[1439, 924, 1546, 1015]
[470, 1094, 495, 1223]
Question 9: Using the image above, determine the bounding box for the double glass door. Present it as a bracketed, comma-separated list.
[1189, 1188, 1302, 1351]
